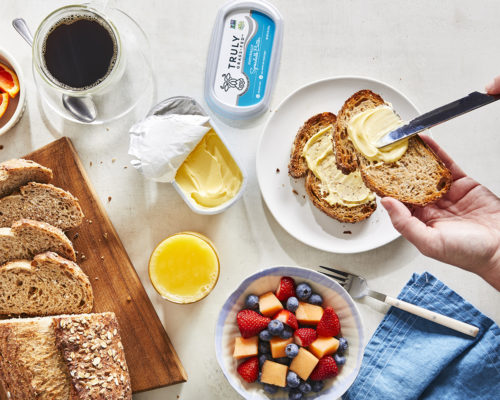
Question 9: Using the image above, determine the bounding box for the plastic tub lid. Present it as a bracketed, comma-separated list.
[204, 0, 283, 120]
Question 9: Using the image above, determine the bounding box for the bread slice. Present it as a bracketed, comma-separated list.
[0, 159, 53, 197]
[0, 312, 131, 399]
[333, 90, 452, 206]
[0, 252, 93, 316]
[0, 219, 75, 264]
[0, 182, 84, 230]
[289, 112, 376, 223]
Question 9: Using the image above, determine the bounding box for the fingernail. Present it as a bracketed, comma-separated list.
[485, 81, 495, 93]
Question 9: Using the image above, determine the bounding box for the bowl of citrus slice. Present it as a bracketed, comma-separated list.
[0, 48, 25, 136]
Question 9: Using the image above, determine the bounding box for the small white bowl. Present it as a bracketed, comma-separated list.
[215, 266, 365, 400]
[0, 48, 26, 136]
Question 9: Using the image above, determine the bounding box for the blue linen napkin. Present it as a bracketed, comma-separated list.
[343, 272, 500, 400]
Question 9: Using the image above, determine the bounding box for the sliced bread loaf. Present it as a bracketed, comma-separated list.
[0, 312, 131, 399]
[0, 219, 75, 264]
[0, 159, 53, 197]
[0, 252, 93, 316]
[0, 182, 84, 230]
[333, 90, 452, 206]
[289, 112, 376, 223]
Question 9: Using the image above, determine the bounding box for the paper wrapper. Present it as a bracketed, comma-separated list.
[215, 266, 365, 400]
[128, 114, 210, 182]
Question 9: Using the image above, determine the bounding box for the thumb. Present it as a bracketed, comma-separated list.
[381, 197, 435, 249]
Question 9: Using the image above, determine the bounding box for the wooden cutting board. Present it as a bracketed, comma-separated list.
[1, 137, 187, 397]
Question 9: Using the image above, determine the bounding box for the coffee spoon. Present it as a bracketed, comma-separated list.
[12, 18, 98, 123]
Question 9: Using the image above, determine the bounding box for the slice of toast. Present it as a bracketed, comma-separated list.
[289, 112, 376, 223]
[0, 182, 84, 230]
[0, 219, 76, 265]
[0, 159, 53, 198]
[334, 90, 452, 206]
[0, 252, 93, 316]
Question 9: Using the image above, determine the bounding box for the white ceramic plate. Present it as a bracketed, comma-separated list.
[256, 76, 420, 254]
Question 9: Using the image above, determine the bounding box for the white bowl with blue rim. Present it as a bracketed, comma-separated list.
[215, 266, 365, 399]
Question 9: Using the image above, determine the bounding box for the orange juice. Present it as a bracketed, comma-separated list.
[148, 232, 219, 303]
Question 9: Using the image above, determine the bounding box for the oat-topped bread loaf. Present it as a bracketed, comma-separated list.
[289, 112, 376, 223]
[0, 252, 93, 316]
[0, 312, 131, 399]
[333, 90, 452, 206]
[0, 159, 53, 197]
[0, 219, 75, 264]
[0, 182, 84, 230]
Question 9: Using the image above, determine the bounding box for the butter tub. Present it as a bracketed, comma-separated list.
[147, 96, 247, 215]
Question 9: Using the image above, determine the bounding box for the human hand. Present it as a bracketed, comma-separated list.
[381, 135, 500, 290]
[486, 76, 500, 94]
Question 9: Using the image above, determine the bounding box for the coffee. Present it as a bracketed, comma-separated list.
[42, 15, 118, 90]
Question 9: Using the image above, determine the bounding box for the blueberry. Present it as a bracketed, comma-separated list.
[286, 296, 299, 312]
[259, 353, 270, 366]
[296, 283, 312, 301]
[259, 341, 271, 354]
[263, 383, 278, 394]
[288, 388, 303, 399]
[308, 293, 323, 306]
[285, 343, 299, 358]
[268, 319, 284, 336]
[338, 337, 348, 353]
[280, 326, 293, 339]
[259, 329, 272, 342]
[334, 353, 346, 366]
[286, 371, 301, 388]
[245, 294, 259, 310]
[310, 380, 324, 392]
[299, 382, 312, 393]
[275, 357, 291, 365]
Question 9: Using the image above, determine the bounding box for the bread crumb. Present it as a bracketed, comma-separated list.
[112, 158, 116, 163]
[81, 254, 86, 260]
[88, 220, 93, 224]
[103, 232, 108, 239]
[108, 196, 112, 202]
[302, 195, 306, 199]
[0, 145, 4, 150]
[123, 166, 128, 169]
[101, 256, 104, 260]
[73, 232, 79, 240]
[106, 128, 110, 131]
[126, 296, 132, 302]
[90, 161, 93, 167]
[100, 161, 103, 165]
[292, 189, 299, 195]
[95, 277, 99, 281]
[276, 168, 280, 173]
[343, 230, 352, 234]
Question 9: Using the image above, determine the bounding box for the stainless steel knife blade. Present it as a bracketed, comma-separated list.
[376, 91, 500, 148]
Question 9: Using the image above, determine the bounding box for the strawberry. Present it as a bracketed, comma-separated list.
[309, 356, 338, 381]
[237, 309, 271, 338]
[237, 356, 259, 383]
[316, 307, 340, 337]
[274, 309, 298, 330]
[293, 328, 317, 347]
[276, 276, 296, 302]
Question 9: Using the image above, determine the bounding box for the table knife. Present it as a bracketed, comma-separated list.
[376, 91, 500, 148]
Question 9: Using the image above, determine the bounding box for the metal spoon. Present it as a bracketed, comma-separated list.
[12, 18, 97, 123]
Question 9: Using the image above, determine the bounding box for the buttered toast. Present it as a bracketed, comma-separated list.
[333, 90, 452, 206]
[289, 112, 376, 223]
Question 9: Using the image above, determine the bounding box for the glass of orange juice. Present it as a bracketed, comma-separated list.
[148, 232, 220, 304]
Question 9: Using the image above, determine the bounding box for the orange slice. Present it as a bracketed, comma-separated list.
[0, 93, 9, 119]
[0, 62, 19, 98]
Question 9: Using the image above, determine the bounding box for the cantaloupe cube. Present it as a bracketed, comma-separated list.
[270, 337, 293, 358]
[261, 360, 288, 387]
[309, 336, 339, 359]
[295, 302, 324, 325]
[233, 336, 258, 359]
[259, 292, 283, 317]
[289, 348, 319, 380]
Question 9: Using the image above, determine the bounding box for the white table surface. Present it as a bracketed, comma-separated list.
[1, 1, 499, 399]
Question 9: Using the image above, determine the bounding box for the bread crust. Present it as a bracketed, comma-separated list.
[289, 112, 377, 223]
[0, 159, 53, 198]
[334, 90, 452, 206]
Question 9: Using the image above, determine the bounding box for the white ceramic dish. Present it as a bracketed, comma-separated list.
[256, 76, 420, 254]
[0, 48, 26, 136]
[215, 266, 365, 400]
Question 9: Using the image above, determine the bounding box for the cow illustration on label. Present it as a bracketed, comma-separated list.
[220, 73, 247, 92]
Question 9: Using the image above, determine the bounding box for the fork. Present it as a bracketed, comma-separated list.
[319, 266, 479, 338]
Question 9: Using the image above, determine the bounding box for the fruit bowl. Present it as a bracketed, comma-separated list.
[215, 266, 365, 400]
[0, 48, 26, 136]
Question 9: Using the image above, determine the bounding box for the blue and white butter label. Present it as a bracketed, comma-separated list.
[214, 10, 275, 107]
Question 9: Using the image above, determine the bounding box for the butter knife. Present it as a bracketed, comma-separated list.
[376, 91, 500, 148]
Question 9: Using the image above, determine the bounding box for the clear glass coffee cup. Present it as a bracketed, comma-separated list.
[32, 4, 153, 124]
